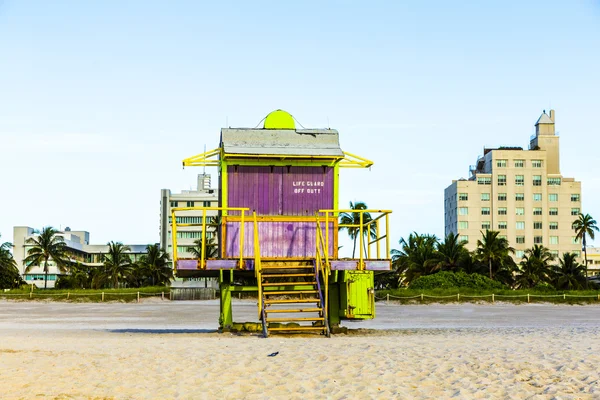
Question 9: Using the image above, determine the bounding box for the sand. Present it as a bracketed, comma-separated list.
[1, 301, 599, 399]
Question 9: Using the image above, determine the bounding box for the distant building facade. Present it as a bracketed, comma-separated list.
[159, 174, 219, 261]
[586, 247, 600, 276]
[12, 227, 148, 288]
[444, 110, 582, 260]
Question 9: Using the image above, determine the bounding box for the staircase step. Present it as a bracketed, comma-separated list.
[261, 273, 314, 278]
[264, 298, 321, 304]
[265, 308, 322, 313]
[263, 290, 319, 296]
[262, 281, 317, 287]
[268, 326, 326, 332]
[267, 317, 325, 322]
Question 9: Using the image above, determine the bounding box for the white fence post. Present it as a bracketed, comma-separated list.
[102, 292, 104, 301]
[137, 292, 140, 303]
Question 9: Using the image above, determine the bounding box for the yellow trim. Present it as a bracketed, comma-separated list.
[221, 159, 228, 216]
[182, 147, 220, 167]
[338, 151, 374, 168]
[253, 212, 263, 319]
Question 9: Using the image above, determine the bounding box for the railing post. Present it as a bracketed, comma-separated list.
[201, 209, 207, 269]
[527, 294, 530, 303]
[385, 213, 390, 259]
[386, 293, 389, 304]
[240, 211, 245, 268]
[102, 292, 104, 301]
[161, 292, 164, 301]
[359, 212, 364, 270]
[137, 292, 140, 303]
[376, 219, 381, 259]
[492, 293, 494, 303]
[325, 212, 329, 258]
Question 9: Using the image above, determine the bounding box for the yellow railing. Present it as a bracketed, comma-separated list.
[170, 206, 250, 271]
[319, 209, 392, 270]
[253, 212, 264, 319]
[315, 214, 330, 329]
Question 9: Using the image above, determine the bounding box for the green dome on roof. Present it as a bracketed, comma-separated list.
[264, 109, 295, 130]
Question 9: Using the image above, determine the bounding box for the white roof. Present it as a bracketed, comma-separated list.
[535, 113, 554, 125]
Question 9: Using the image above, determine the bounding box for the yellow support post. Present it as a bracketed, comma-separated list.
[385, 213, 390, 259]
[201, 209, 206, 269]
[359, 212, 364, 270]
[240, 211, 245, 268]
[171, 211, 178, 272]
[253, 212, 262, 319]
[325, 212, 329, 259]
[376, 219, 381, 259]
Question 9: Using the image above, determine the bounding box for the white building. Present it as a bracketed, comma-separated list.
[444, 110, 582, 260]
[159, 174, 219, 260]
[12, 227, 149, 288]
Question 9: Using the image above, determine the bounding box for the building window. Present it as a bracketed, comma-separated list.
[572, 237, 580, 245]
[176, 231, 203, 239]
[550, 236, 559, 245]
[459, 207, 468, 215]
[458, 193, 468, 201]
[481, 208, 490, 215]
[533, 193, 542, 202]
[534, 222, 543, 229]
[534, 236, 543, 244]
[549, 193, 558, 202]
[573, 250, 581, 257]
[498, 207, 507, 215]
[498, 221, 507, 230]
[498, 193, 507, 201]
[547, 178, 561, 186]
[515, 193, 524, 201]
[516, 250, 525, 259]
[533, 208, 542, 216]
[459, 235, 468, 243]
[514, 159, 524, 168]
[515, 175, 524, 186]
[532, 175, 542, 186]
[458, 221, 469, 229]
[497, 175, 507, 186]
[549, 222, 558, 230]
[516, 236, 525, 244]
[203, 201, 211, 207]
[516, 221, 525, 230]
[481, 221, 491, 230]
[549, 208, 558, 216]
[170, 201, 178, 207]
[481, 193, 490, 201]
[571, 208, 580, 216]
[186, 201, 195, 207]
[496, 159, 507, 168]
[550, 250, 559, 257]
[571, 194, 580, 202]
[478, 177, 491, 185]
[516, 207, 525, 216]
[532, 160, 542, 168]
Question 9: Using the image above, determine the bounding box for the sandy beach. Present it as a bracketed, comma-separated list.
[1, 300, 599, 399]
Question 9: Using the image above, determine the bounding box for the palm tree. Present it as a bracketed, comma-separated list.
[190, 236, 219, 258]
[23, 227, 70, 289]
[392, 232, 439, 286]
[572, 213, 599, 287]
[103, 241, 132, 289]
[475, 230, 515, 280]
[553, 252, 587, 290]
[339, 201, 373, 258]
[436, 232, 469, 272]
[0, 235, 23, 289]
[138, 244, 173, 286]
[515, 245, 554, 289]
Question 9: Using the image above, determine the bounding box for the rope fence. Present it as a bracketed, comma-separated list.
[0, 291, 171, 302]
[376, 293, 600, 303]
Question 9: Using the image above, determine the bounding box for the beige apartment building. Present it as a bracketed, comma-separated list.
[445, 110, 582, 260]
[159, 174, 219, 259]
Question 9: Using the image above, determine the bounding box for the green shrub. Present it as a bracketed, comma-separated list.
[409, 271, 506, 291]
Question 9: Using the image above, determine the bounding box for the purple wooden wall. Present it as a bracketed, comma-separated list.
[225, 221, 335, 258]
[227, 166, 334, 216]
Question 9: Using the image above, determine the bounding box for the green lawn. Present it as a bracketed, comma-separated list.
[0, 286, 170, 302]
[376, 288, 600, 304]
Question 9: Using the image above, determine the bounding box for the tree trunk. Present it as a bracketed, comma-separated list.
[583, 234, 588, 289]
[44, 260, 48, 290]
[352, 236, 357, 258]
[489, 258, 492, 280]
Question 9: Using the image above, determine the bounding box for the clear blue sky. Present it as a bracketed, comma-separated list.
[1, 0, 599, 250]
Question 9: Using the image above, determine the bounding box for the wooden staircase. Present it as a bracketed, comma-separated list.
[259, 260, 329, 337]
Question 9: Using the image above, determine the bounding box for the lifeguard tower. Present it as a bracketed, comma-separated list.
[171, 110, 392, 336]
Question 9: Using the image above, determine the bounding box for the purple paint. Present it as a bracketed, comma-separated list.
[177, 259, 198, 270]
[224, 221, 335, 258]
[205, 259, 238, 270]
[228, 166, 333, 216]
